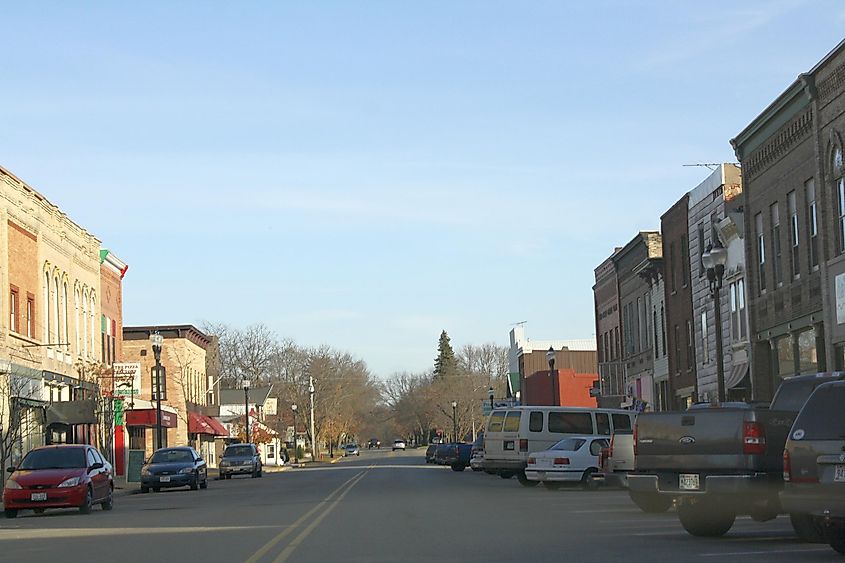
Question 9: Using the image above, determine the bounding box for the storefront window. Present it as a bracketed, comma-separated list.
[797, 329, 817, 374]
[776, 335, 795, 378]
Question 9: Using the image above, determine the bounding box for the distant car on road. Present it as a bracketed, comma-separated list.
[367, 438, 381, 449]
[525, 437, 608, 490]
[344, 444, 360, 456]
[392, 439, 406, 451]
[219, 443, 262, 479]
[141, 446, 208, 493]
[3, 444, 113, 518]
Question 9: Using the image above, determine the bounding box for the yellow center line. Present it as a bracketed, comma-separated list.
[243, 470, 364, 563]
[272, 470, 368, 563]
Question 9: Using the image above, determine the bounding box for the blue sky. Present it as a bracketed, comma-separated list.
[2, 1, 843, 377]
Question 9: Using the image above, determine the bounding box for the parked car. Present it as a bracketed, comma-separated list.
[439, 443, 473, 472]
[434, 443, 452, 464]
[594, 425, 635, 488]
[483, 406, 636, 486]
[425, 444, 438, 463]
[781, 380, 845, 552]
[392, 439, 406, 451]
[3, 444, 113, 518]
[629, 373, 844, 538]
[219, 443, 262, 479]
[470, 434, 485, 472]
[344, 444, 360, 456]
[140, 446, 208, 493]
[525, 436, 608, 490]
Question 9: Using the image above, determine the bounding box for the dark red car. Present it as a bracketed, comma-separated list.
[3, 444, 114, 518]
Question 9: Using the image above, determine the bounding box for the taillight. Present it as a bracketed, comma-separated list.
[783, 450, 791, 482]
[633, 424, 638, 456]
[609, 434, 615, 458]
[743, 422, 766, 455]
[553, 457, 570, 466]
[527, 457, 536, 465]
[519, 439, 528, 452]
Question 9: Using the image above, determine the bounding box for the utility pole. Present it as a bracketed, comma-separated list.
[309, 376, 316, 461]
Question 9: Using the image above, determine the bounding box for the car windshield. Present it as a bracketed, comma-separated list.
[20, 448, 86, 470]
[150, 449, 193, 463]
[551, 439, 586, 451]
[224, 446, 253, 457]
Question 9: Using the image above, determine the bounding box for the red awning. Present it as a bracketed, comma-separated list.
[188, 412, 228, 436]
[126, 409, 177, 428]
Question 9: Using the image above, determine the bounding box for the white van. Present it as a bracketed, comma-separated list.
[482, 406, 637, 486]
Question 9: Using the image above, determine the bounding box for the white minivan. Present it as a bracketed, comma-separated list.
[482, 406, 636, 486]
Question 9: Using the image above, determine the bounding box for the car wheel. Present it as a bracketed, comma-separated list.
[200, 478, 208, 490]
[544, 482, 562, 490]
[829, 529, 845, 555]
[677, 498, 735, 537]
[190, 475, 199, 491]
[101, 488, 114, 511]
[79, 487, 93, 514]
[582, 468, 599, 491]
[517, 471, 539, 487]
[4, 509, 17, 519]
[628, 491, 673, 513]
[140, 485, 149, 494]
[790, 512, 826, 543]
[499, 471, 514, 479]
[451, 463, 466, 472]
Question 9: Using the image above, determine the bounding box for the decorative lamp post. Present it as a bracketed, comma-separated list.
[291, 403, 298, 463]
[243, 377, 251, 443]
[451, 400, 458, 443]
[547, 346, 557, 406]
[702, 239, 729, 403]
[309, 376, 316, 461]
[149, 332, 164, 450]
[488, 386, 494, 410]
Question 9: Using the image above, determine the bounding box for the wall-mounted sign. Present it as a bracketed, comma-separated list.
[113, 362, 142, 398]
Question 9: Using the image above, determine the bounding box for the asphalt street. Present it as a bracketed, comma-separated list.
[0, 448, 838, 562]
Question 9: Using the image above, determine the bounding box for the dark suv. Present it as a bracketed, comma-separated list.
[782, 380, 845, 553]
[219, 443, 262, 479]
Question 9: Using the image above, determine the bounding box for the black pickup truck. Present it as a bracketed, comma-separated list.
[629, 373, 845, 539]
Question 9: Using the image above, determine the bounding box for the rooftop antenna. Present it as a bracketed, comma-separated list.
[510, 321, 527, 327]
[682, 163, 721, 171]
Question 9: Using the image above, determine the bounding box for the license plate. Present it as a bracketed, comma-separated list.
[159, 476, 171, 483]
[535, 471, 546, 480]
[835, 465, 845, 482]
[30, 492, 47, 501]
[679, 473, 700, 490]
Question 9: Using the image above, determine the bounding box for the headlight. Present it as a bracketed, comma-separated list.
[242, 460, 253, 466]
[179, 467, 194, 474]
[58, 476, 81, 488]
[4, 479, 21, 490]
[141, 467, 151, 476]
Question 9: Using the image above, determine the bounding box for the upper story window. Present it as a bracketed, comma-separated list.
[755, 213, 766, 293]
[835, 147, 845, 254]
[9, 287, 18, 333]
[730, 279, 747, 341]
[669, 242, 677, 293]
[680, 234, 689, 286]
[43, 271, 51, 343]
[771, 202, 782, 286]
[788, 191, 799, 278]
[807, 178, 818, 269]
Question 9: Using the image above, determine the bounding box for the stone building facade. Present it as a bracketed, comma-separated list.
[593, 254, 624, 407]
[731, 40, 845, 399]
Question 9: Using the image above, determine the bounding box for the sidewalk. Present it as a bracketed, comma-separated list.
[113, 464, 294, 496]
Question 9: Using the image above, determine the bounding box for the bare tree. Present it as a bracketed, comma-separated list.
[0, 372, 29, 475]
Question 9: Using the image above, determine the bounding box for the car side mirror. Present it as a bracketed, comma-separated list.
[196, 458, 204, 463]
[6, 466, 15, 473]
[89, 462, 104, 472]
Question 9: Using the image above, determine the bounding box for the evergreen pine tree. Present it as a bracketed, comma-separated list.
[433, 330, 457, 378]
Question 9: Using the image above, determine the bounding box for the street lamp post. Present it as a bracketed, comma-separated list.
[488, 386, 494, 410]
[290, 404, 298, 464]
[243, 378, 251, 443]
[702, 239, 729, 403]
[309, 377, 316, 461]
[451, 401, 458, 443]
[150, 332, 164, 450]
[547, 346, 557, 406]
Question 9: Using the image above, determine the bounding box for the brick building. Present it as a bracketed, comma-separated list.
[661, 194, 697, 408]
[731, 39, 845, 399]
[593, 255, 624, 407]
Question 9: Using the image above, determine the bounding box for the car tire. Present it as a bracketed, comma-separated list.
[79, 487, 93, 514]
[544, 482, 562, 490]
[101, 488, 114, 511]
[829, 529, 845, 555]
[499, 471, 514, 479]
[790, 512, 826, 543]
[582, 468, 599, 491]
[517, 471, 539, 487]
[451, 464, 466, 472]
[4, 509, 17, 519]
[190, 475, 199, 490]
[677, 498, 735, 537]
[628, 491, 673, 513]
[200, 478, 208, 490]
[140, 485, 149, 494]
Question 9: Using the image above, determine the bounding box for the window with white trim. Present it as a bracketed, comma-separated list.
[788, 191, 799, 278]
[756, 213, 766, 293]
[700, 311, 709, 364]
[807, 178, 818, 268]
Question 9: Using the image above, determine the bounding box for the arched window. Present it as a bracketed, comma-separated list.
[44, 271, 51, 343]
[62, 281, 69, 350]
[74, 286, 81, 355]
[53, 275, 60, 347]
[90, 293, 97, 360]
[835, 146, 845, 253]
[82, 290, 89, 357]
